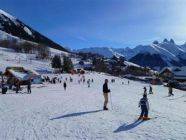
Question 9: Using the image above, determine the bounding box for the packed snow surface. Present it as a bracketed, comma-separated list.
[0, 73, 186, 140]
[0, 47, 53, 73]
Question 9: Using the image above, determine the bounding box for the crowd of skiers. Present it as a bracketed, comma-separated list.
[1, 72, 176, 121]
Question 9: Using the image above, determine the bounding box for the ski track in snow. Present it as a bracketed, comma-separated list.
[0, 73, 186, 140]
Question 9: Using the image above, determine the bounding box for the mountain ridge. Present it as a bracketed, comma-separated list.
[76, 39, 186, 70]
[0, 9, 67, 52]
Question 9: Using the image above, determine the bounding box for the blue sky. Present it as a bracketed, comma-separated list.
[1, 0, 186, 49]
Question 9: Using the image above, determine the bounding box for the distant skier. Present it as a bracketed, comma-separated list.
[15, 80, 20, 93]
[144, 87, 147, 95]
[27, 79, 32, 94]
[128, 80, 130, 85]
[168, 85, 174, 96]
[149, 85, 153, 94]
[103, 79, 110, 110]
[138, 94, 150, 120]
[70, 77, 73, 82]
[63, 81, 67, 90]
[87, 79, 90, 87]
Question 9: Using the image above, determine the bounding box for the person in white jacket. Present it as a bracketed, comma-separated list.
[138, 94, 150, 120]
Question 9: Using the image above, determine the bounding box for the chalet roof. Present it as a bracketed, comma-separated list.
[160, 66, 186, 77]
[4, 67, 40, 81]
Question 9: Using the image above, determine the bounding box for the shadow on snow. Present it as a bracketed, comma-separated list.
[50, 110, 102, 120]
[114, 120, 144, 133]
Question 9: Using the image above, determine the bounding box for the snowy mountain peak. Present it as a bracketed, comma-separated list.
[0, 9, 16, 20]
[0, 9, 19, 25]
[0, 9, 67, 52]
[152, 40, 159, 45]
[163, 38, 169, 43]
[170, 38, 175, 44]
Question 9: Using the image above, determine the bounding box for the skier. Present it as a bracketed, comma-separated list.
[149, 85, 153, 94]
[70, 77, 73, 82]
[138, 94, 150, 120]
[168, 85, 174, 96]
[27, 79, 31, 94]
[128, 80, 130, 85]
[15, 80, 20, 93]
[144, 87, 147, 95]
[87, 79, 90, 87]
[63, 81, 67, 90]
[103, 79, 110, 110]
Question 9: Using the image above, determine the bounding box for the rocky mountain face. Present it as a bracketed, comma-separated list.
[0, 9, 67, 52]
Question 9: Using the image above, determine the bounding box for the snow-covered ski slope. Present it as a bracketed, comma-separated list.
[0, 73, 186, 140]
[0, 47, 52, 72]
[0, 47, 68, 73]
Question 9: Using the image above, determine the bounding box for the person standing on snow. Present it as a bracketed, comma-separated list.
[143, 87, 147, 95]
[138, 94, 150, 120]
[87, 79, 90, 87]
[63, 81, 67, 91]
[27, 79, 32, 94]
[15, 80, 20, 93]
[168, 85, 174, 96]
[149, 85, 153, 94]
[103, 79, 110, 110]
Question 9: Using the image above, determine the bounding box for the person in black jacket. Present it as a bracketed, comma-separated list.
[63, 81, 67, 90]
[27, 79, 31, 94]
[103, 79, 110, 110]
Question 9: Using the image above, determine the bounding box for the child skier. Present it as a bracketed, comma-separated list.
[138, 94, 150, 120]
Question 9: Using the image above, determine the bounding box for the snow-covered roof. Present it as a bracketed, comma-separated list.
[173, 66, 186, 77]
[5, 66, 41, 81]
[160, 66, 186, 77]
[159, 67, 172, 74]
[8, 69, 29, 80]
[124, 61, 141, 68]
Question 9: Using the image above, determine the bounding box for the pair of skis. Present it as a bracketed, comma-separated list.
[135, 116, 158, 122]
